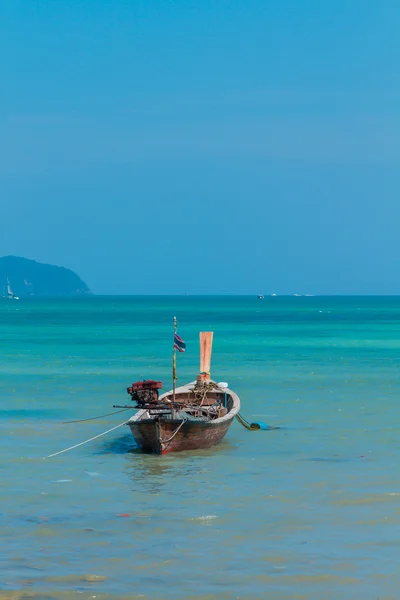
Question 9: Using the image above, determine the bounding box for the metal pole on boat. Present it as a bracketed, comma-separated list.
[173, 316, 177, 403]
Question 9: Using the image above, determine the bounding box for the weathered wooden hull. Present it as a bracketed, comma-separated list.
[126, 380, 240, 455]
[127, 416, 234, 455]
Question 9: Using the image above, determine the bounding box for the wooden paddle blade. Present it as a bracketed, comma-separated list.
[200, 332, 214, 378]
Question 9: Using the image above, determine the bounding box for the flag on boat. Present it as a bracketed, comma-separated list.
[174, 333, 186, 353]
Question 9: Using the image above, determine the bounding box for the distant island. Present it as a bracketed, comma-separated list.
[0, 256, 91, 298]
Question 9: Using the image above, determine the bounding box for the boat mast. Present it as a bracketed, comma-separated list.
[173, 316, 177, 402]
[7, 276, 13, 298]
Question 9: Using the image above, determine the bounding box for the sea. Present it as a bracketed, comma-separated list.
[1, 295, 400, 599]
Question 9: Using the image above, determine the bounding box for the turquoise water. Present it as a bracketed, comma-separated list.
[2, 296, 400, 599]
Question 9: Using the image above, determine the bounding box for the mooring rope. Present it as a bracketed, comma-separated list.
[43, 420, 128, 459]
[161, 418, 187, 445]
[236, 413, 274, 431]
[191, 380, 219, 407]
[62, 407, 133, 424]
[236, 413, 259, 430]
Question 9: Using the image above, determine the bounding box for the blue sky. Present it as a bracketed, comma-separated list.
[1, 0, 399, 294]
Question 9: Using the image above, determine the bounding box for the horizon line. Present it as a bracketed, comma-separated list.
[15, 293, 400, 298]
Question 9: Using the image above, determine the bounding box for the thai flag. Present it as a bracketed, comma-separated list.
[174, 333, 186, 353]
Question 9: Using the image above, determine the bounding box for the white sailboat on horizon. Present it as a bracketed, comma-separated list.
[3, 276, 19, 300]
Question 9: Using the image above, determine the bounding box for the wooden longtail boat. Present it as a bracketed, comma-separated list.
[126, 380, 240, 454]
[124, 326, 240, 454]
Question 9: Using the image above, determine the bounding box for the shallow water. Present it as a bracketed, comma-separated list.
[2, 296, 400, 599]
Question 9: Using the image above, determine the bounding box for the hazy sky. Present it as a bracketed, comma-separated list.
[1, 0, 399, 294]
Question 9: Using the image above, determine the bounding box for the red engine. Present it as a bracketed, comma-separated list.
[127, 380, 163, 407]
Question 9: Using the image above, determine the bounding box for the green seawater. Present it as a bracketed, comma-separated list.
[1, 296, 400, 599]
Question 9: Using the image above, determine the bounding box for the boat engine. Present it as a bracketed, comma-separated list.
[127, 380, 163, 408]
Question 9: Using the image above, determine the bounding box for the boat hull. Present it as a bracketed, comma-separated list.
[127, 416, 234, 455]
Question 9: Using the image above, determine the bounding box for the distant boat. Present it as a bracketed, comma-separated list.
[120, 326, 240, 454]
[257, 295, 264, 299]
[3, 276, 19, 300]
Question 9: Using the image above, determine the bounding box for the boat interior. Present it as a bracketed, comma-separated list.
[131, 384, 233, 422]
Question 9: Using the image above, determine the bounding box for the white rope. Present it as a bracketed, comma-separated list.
[43, 421, 128, 459]
[161, 418, 187, 445]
